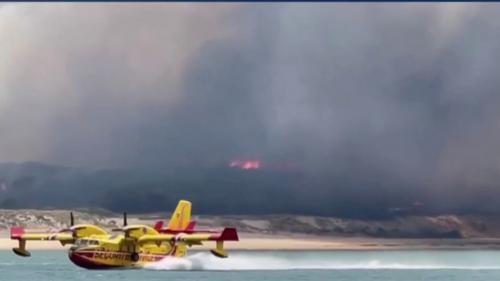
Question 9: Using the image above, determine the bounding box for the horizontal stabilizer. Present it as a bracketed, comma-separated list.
[186, 221, 196, 231]
[153, 221, 164, 231]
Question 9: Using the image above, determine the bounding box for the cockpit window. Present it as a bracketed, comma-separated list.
[75, 239, 99, 247]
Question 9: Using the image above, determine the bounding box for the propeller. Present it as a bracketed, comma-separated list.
[58, 212, 76, 239]
[112, 212, 129, 232]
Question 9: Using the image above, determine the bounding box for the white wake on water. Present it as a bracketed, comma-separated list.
[143, 252, 500, 271]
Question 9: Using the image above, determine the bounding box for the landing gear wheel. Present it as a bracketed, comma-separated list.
[131, 252, 140, 262]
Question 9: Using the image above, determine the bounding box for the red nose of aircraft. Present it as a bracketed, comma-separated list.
[68, 249, 110, 269]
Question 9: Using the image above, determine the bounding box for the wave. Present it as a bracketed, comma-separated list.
[143, 251, 500, 271]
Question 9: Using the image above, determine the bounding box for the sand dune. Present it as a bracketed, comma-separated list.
[3, 209, 500, 239]
[3, 209, 500, 251]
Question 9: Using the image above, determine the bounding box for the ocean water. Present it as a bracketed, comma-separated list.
[2, 250, 500, 280]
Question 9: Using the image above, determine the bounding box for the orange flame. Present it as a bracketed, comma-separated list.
[229, 160, 261, 170]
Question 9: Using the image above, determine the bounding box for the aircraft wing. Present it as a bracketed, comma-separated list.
[10, 227, 75, 257]
[138, 228, 238, 243]
[11, 227, 74, 242]
[137, 228, 238, 258]
[117, 225, 165, 239]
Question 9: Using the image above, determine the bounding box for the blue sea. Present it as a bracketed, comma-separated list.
[2, 250, 500, 280]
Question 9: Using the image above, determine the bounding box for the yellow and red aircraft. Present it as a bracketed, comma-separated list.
[10, 200, 238, 269]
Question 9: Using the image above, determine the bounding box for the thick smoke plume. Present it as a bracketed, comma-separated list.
[1, 4, 500, 217]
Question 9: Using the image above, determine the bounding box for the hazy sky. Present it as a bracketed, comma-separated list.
[2, 3, 500, 202]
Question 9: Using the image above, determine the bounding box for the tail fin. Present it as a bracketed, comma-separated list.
[167, 200, 192, 231]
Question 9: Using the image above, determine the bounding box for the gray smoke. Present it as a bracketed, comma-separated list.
[2, 3, 500, 216]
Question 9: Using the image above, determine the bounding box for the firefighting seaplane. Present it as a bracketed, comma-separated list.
[10, 200, 238, 269]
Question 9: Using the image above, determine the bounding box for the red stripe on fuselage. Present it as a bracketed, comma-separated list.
[68, 250, 167, 269]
